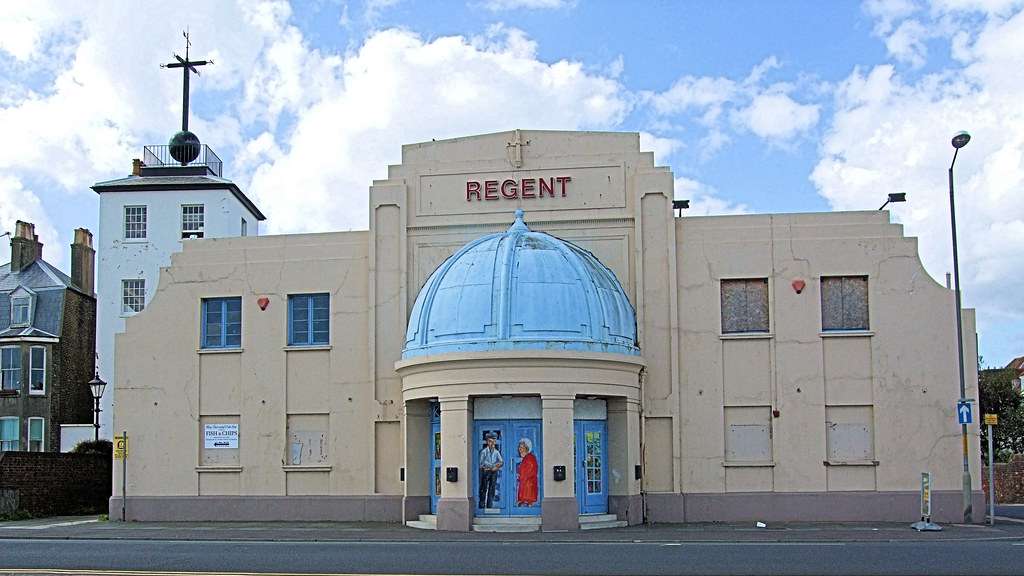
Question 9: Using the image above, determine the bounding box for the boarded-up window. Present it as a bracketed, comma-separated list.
[721, 279, 769, 333]
[826, 406, 874, 462]
[287, 414, 329, 466]
[724, 406, 772, 462]
[821, 276, 869, 331]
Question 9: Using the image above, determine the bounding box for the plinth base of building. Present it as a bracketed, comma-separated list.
[644, 490, 987, 524]
[402, 495, 430, 523]
[437, 497, 474, 531]
[108, 495, 402, 522]
[609, 494, 644, 525]
[541, 497, 578, 531]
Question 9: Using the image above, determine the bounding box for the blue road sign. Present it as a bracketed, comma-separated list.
[957, 401, 972, 425]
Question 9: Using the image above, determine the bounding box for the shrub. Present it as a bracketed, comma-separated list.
[72, 439, 112, 456]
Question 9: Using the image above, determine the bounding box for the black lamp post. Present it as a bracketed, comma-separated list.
[948, 130, 971, 523]
[878, 192, 907, 210]
[88, 373, 107, 442]
[673, 199, 690, 217]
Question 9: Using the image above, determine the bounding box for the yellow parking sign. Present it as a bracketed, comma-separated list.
[984, 414, 998, 426]
[114, 434, 128, 459]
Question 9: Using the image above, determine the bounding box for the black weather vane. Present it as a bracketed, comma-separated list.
[160, 30, 212, 132]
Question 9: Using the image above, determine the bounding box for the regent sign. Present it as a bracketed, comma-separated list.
[466, 176, 572, 202]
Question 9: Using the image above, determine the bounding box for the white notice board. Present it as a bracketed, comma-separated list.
[204, 423, 239, 449]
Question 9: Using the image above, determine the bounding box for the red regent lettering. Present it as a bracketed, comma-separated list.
[484, 180, 499, 200]
[501, 179, 518, 199]
[465, 176, 572, 202]
[556, 176, 571, 197]
[521, 178, 536, 198]
[538, 177, 554, 197]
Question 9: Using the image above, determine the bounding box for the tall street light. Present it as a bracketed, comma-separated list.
[88, 373, 107, 442]
[949, 130, 971, 523]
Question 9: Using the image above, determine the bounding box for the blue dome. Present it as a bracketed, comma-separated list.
[403, 209, 639, 359]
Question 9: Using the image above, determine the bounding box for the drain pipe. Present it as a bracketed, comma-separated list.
[638, 366, 647, 525]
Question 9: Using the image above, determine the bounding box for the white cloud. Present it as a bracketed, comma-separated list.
[863, 0, 920, 35]
[733, 90, 820, 140]
[885, 19, 930, 67]
[246, 26, 630, 234]
[646, 57, 820, 155]
[0, 175, 62, 268]
[813, 6, 1024, 357]
[0, 3, 67, 61]
[639, 132, 683, 165]
[481, 0, 573, 11]
[647, 76, 737, 118]
[674, 177, 749, 217]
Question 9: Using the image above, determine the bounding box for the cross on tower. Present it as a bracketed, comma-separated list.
[161, 31, 212, 132]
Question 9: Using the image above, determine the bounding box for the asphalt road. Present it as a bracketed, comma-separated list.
[1, 538, 1024, 576]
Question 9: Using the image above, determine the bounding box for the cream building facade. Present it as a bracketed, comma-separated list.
[111, 130, 984, 529]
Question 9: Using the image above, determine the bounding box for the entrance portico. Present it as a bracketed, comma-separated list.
[399, 352, 643, 531]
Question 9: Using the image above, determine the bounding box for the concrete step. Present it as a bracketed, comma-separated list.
[473, 516, 542, 525]
[471, 523, 541, 533]
[578, 513, 618, 524]
[418, 514, 437, 523]
[580, 519, 628, 530]
[406, 520, 437, 530]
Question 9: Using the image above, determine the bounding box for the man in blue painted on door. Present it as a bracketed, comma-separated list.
[478, 432, 503, 509]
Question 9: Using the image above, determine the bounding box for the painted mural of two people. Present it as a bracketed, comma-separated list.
[478, 432, 503, 509]
[478, 432, 540, 509]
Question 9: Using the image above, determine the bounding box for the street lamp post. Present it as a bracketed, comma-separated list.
[949, 130, 972, 523]
[878, 192, 907, 210]
[88, 373, 107, 442]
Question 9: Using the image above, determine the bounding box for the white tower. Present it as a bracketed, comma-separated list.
[91, 34, 265, 436]
[92, 147, 265, 437]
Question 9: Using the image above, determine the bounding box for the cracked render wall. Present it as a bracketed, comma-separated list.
[669, 211, 983, 522]
[112, 231, 376, 519]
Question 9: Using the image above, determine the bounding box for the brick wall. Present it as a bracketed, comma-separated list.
[982, 454, 1024, 504]
[0, 452, 110, 516]
[52, 288, 97, 451]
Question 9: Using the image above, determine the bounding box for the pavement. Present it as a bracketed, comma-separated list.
[1, 515, 1023, 543]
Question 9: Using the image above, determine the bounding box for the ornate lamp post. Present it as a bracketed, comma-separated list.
[88, 373, 107, 442]
[948, 131, 972, 523]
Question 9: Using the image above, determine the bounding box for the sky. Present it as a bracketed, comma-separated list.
[0, 0, 1021, 366]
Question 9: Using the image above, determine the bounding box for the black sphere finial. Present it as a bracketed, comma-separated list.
[169, 130, 201, 164]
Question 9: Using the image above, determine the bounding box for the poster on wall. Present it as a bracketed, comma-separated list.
[204, 423, 239, 449]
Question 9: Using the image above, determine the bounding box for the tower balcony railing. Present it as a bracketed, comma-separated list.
[142, 144, 223, 177]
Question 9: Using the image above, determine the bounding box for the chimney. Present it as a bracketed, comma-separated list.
[70, 228, 95, 296]
[10, 221, 43, 272]
[132, 158, 143, 176]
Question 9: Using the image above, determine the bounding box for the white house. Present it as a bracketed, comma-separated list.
[92, 145, 265, 436]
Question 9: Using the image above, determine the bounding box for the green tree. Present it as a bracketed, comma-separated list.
[978, 367, 1022, 462]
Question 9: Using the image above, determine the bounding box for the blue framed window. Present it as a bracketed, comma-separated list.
[202, 297, 242, 349]
[288, 294, 329, 346]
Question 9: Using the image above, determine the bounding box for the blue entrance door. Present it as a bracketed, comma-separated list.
[473, 419, 542, 516]
[575, 420, 608, 514]
[429, 402, 441, 513]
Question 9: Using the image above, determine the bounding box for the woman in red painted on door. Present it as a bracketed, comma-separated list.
[516, 438, 539, 507]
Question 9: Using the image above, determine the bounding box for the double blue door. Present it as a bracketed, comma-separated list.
[473, 419, 543, 516]
[575, 420, 608, 514]
[427, 409, 607, 516]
